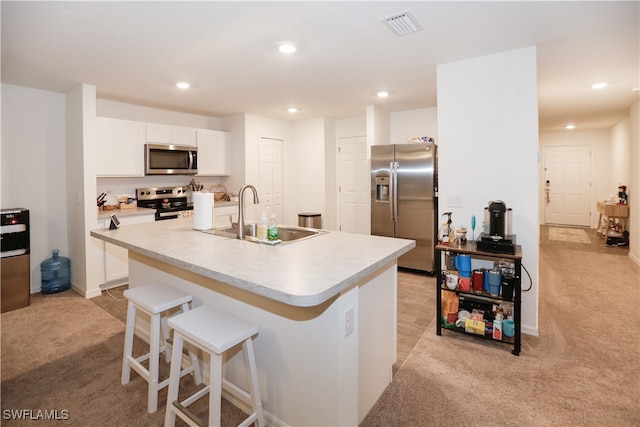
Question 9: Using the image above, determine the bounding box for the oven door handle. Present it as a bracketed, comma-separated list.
[157, 211, 179, 220]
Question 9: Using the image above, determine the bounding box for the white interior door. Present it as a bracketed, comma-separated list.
[544, 145, 591, 226]
[259, 137, 284, 222]
[337, 135, 369, 234]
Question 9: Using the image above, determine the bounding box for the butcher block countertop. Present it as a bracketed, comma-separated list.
[90, 217, 414, 307]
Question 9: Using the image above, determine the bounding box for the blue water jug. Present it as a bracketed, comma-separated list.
[41, 249, 71, 294]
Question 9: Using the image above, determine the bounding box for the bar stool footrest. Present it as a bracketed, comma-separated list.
[172, 401, 206, 427]
[222, 379, 252, 407]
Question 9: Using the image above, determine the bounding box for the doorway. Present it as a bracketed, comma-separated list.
[543, 145, 591, 227]
[258, 136, 284, 222]
[337, 134, 369, 234]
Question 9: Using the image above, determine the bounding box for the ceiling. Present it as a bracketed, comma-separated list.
[2, 1, 638, 132]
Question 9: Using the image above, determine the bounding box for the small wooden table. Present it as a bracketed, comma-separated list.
[596, 201, 629, 237]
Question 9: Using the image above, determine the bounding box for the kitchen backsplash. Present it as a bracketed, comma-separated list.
[97, 176, 230, 201]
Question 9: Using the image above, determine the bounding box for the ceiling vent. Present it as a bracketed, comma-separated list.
[381, 10, 423, 36]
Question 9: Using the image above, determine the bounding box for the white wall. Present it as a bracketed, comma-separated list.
[437, 46, 540, 336]
[390, 107, 438, 144]
[539, 129, 611, 228]
[97, 99, 221, 130]
[220, 113, 246, 197]
[335, 116, 366, 137]
[610, 118, 631, 194]
[606, 119, 633, 260]
[628, 101, 639, 265]
[324, 119, 337, 230]
[66, 84, 100, 297]
[366, 106, 390, 147]
[289, 118, 327, 226]
[1, 84, 68, 293]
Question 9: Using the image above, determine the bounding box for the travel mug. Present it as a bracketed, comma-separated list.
[502, 275, 515, 301]
[455, 254, 472, 277]
[472, 269, 484, 293]
[487, 269, 502, 297]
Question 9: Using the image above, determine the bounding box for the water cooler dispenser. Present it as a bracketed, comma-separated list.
[1, 208, 31, 313]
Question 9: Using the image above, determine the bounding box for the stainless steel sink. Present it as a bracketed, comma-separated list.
[206, 223, 327, 245]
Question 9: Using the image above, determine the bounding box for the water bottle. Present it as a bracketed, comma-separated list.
[41, 249, 71, 294]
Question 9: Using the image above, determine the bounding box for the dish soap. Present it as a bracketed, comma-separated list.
[257, 211, 268, 241]
[268, 213, 279, 241]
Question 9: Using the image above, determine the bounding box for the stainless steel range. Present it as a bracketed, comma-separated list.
[136, 186, 193, 221]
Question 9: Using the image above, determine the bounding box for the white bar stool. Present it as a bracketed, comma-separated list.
[121, 284, 203, 413]
[164, 305, 265, 427]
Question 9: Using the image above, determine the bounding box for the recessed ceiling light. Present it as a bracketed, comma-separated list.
[176, 82, 190, 89]
[278, 42, 297, 54]
[565, 124, 576, 130]
[592, 82, 607, 89]
[287, 107, 299, 113]
[377, 91, 389, 98]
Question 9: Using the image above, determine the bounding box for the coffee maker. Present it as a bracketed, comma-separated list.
[476, 200, 516, 254]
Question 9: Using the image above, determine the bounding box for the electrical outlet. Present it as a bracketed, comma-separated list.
[345, 307, 354, 337]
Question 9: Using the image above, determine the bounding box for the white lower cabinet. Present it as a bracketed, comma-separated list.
[101, 213, 155, 285]
[104, 242, 128, 284]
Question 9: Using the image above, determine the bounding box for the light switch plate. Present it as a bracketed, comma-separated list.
[448, 194, 462, 208]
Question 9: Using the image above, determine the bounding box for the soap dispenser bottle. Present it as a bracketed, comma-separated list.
[257, 211, 268, 241]
[268, 213, 279, 241]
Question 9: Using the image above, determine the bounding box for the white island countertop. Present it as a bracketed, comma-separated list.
[91, 217, 415, 307]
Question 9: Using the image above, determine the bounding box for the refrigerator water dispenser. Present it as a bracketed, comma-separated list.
[375, 176, 390, 202]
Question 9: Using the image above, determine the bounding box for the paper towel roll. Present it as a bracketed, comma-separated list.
[192, 191, 214, 230]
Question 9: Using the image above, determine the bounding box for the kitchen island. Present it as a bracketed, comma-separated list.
[91, 217, 414, 426]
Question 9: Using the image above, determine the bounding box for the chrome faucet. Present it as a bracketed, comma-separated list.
[237, 185, 260, 239]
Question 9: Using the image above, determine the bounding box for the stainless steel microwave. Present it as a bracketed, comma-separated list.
[145, 144, 198, 175]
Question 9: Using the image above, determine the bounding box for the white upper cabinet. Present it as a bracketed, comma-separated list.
[196, 129, 231, 176]
[96, 118, 226, 177]
[146, 123, 196, 146]
[96, 117, 146, 177]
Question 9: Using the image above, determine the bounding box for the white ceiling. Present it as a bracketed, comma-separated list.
[2, 1, 638, 132]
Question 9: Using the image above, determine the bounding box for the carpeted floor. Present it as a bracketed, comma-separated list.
[541, 225, 629, 255]
[2, 225, 638, 426]
[361, 234, 639, 426]
[0, 291, 247, 426]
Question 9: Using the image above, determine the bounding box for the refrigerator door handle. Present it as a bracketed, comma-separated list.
[389, 162, 394, 221]
[390, 162, 398, 222]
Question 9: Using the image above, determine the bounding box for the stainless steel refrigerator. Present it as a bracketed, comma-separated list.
[371, 143, 437, 272]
